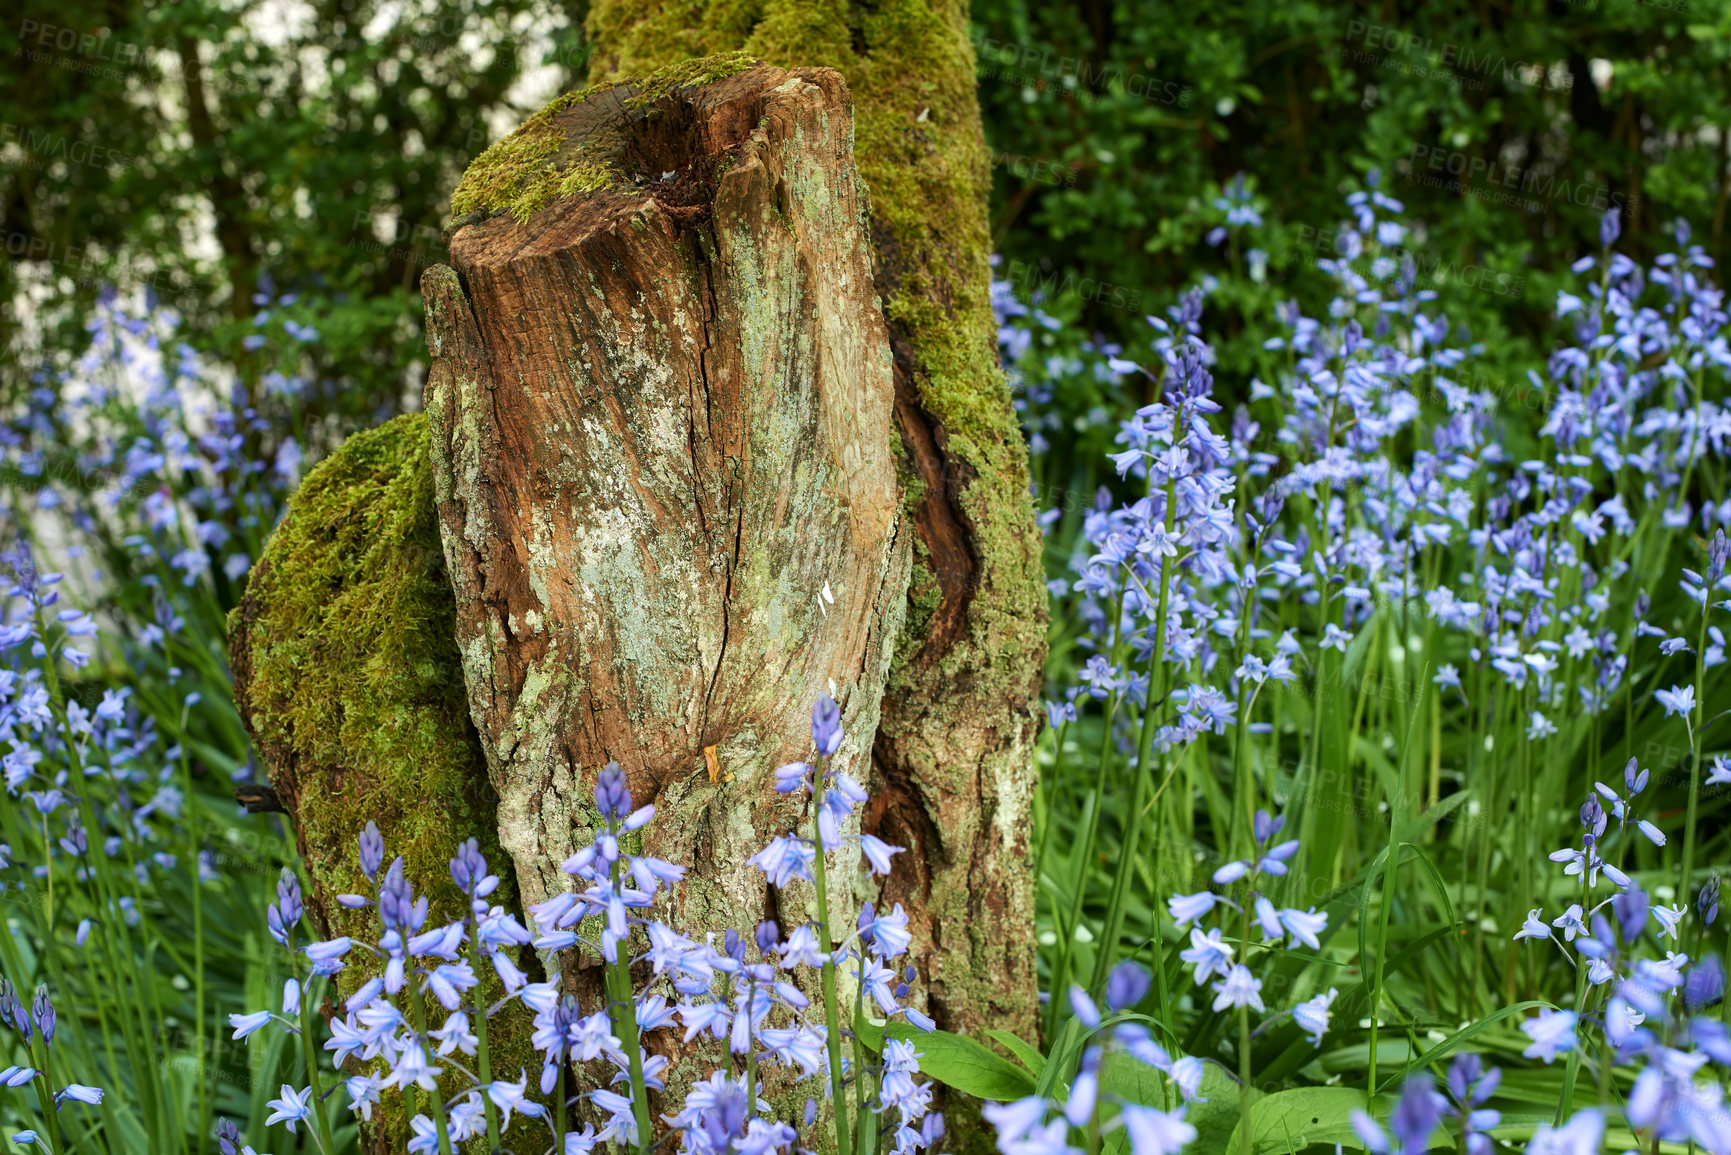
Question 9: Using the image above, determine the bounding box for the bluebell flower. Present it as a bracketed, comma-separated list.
[1209, 964, 1263, 1012]
[1352, 1074, 1444, 1154]
[1166, 891, 1216, 928]
[1179, 927, 1233, 984]
[264, 1084, 313, 1133]
[1655, 684, 1696, 717]
[1521, 1009, 1577, 1063]
[1525, 1108, 1602, 1155]
[229, 1010, 272, 1041]
[1292, 988, 1336, 1047]
[1105, 960, 1151, 1010]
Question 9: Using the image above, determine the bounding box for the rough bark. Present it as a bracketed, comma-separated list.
[582, 0, 1050, 1053]
[422, 64, 910, 985]
[230, 27, 1045, 1147]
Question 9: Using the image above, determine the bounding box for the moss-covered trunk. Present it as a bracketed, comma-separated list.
[584, 0, 1049, 1052]
[231, 19, 1045, 1150]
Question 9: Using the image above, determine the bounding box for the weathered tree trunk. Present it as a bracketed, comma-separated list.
[584, 0, 1051, 1052]
[231, 29, 1046, 1150]
[421, 64, 909, 967]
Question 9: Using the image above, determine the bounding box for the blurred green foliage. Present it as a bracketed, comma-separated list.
[1, 0, 590, 432]
[973, 0, 1731, 386]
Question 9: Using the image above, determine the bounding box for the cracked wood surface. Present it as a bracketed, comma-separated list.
[420, 67, 910, 978]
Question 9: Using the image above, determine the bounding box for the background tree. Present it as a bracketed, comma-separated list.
[10, 0, 1731, 433]
[3, 0, 587, 421]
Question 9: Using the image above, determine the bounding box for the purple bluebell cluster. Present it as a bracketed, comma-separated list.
[216, 695, 940, 1155]
[0, 284, 327, 1154]
[992, 174, 1731, 1155]
[0, 978, 104, 1149]
[1168, 809, 1333, 1042]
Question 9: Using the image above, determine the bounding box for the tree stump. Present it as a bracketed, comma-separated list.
[420, 65, 910, 981]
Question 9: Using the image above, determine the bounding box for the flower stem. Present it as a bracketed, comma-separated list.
[811, 822, 854, 1155]
[1556, 872, 1591, 1123]
[33, 1034, 65, 1155]
[295, 974, 339, 1155]
[406, 975, 455, 1155]
[1237, 901, 1253, 1155]
[607, 852, 654, 1155]
[472, 986, 501, 1151]
[1679, 599, 1711, 910]
[1091, 477, 1176, 989]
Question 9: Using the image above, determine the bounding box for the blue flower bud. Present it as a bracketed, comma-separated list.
[1389, 1074, 1444, 1152]
[811, 695, 843, 757]
[1105, 960, 1151, 1011]
[1601, 208, 1622, 248]
[595, 762, 632, 821]
[448, 838, 489, 894]
[1624, 757, 1647, 796]
[275, 867, 303, 930]
[755, 920, 780, 953]
[358, 821, 385, 880]
[1685, 955, 1724, 1012]
[1613, 886, 1649, 943]
[1446, 1052, 1481, 1105]
[32, 988, 53, 1046]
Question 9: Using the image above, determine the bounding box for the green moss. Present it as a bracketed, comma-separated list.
[232, 412, 537, 1146]
[448, 51, 761, 222]
[238, 413, 486, 910]
[622, 48, 759, 108]
[450, 87, 616, 222]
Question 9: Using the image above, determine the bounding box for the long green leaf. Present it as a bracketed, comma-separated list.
[984, 1029, 1046, 1077]
[1375, 1000, 1553, 1093]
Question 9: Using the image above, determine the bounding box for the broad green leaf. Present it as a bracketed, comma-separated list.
[856, 1013, 1037, 1101]
[1225, 1086, 1381, 1154]
[985, 1029, 1047, 1076]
